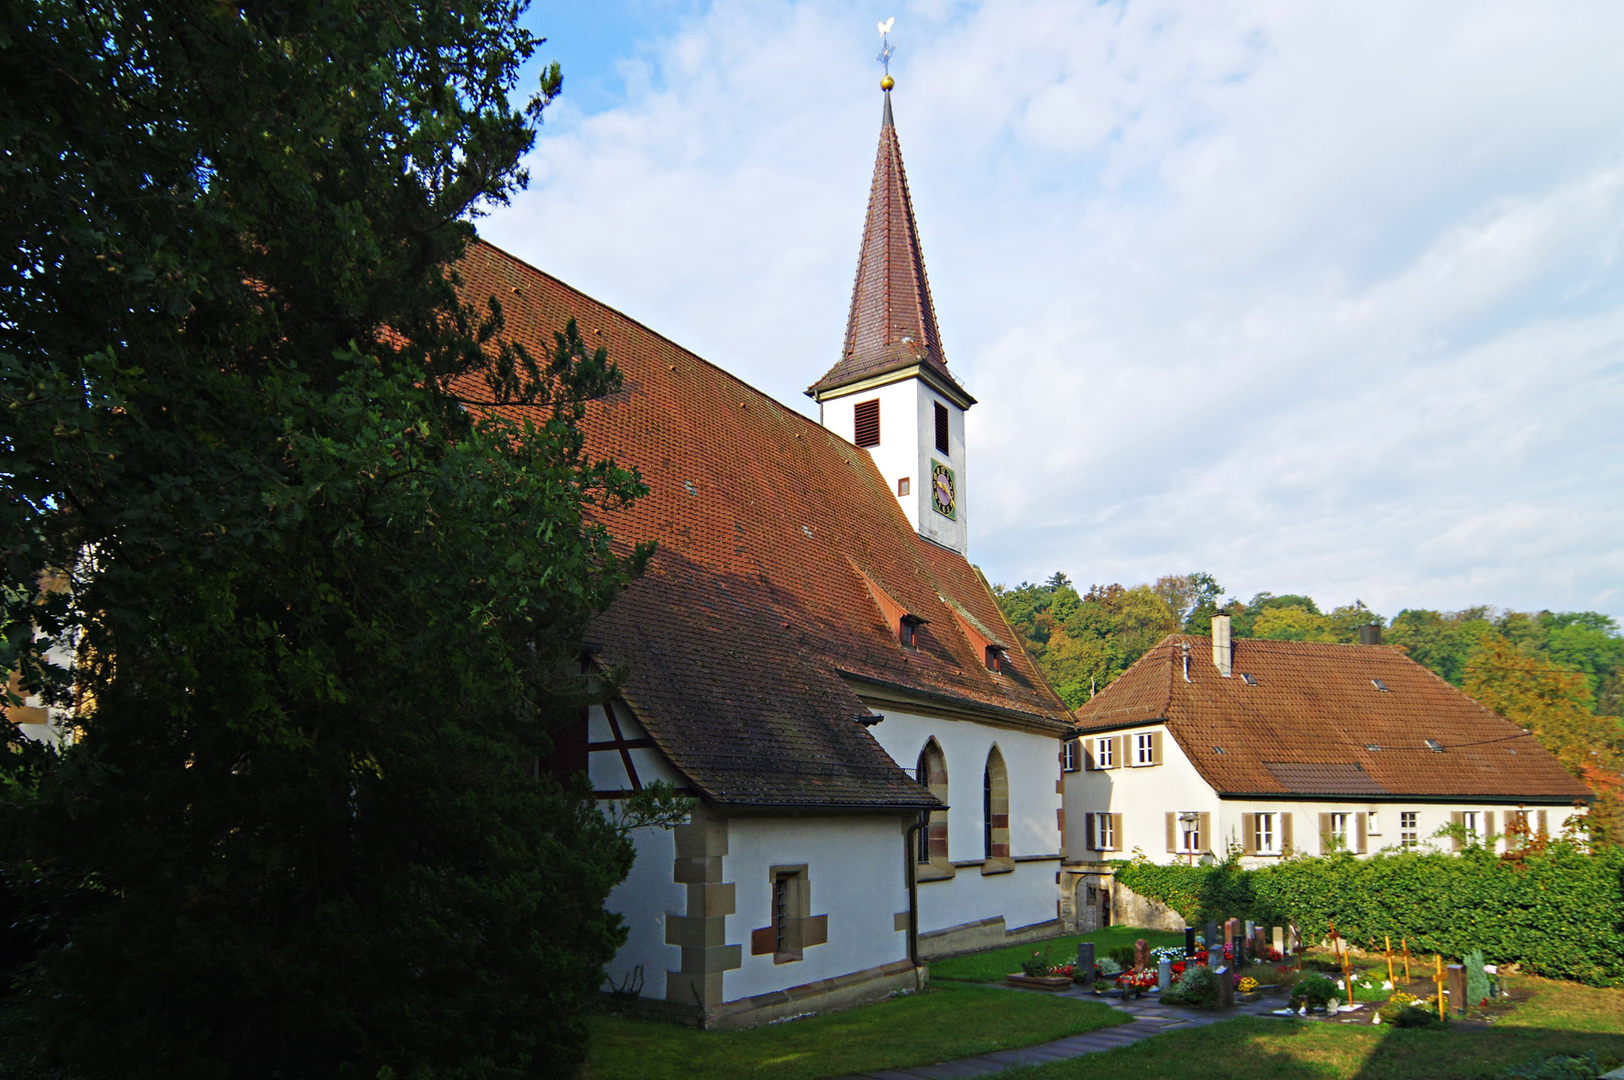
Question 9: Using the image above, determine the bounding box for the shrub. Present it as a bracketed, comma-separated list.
[1465, 948, 1491, 1006]
[1290, 974, 1339, 1011]
[1114, 842, 1624, 987]
[1162, 965, 1220, 1008]
[1020, 950, 1052, 978]
[1108, 945, 1138, 971]
[1095, 956, 1123, 978]
[1377, 1000, 1446, 1028]
[1497, 1051, 1603, 1080]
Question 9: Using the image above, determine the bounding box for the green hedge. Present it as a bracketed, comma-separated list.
[1115, 844, 1624, 987]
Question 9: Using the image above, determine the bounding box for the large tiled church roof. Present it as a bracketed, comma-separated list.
[1074, 635, 1591, 803]
[808, 92, 971, 403]
[454, 240, 1068, 809]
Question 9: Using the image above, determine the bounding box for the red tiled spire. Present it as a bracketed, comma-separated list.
[809, 91, 970, 401]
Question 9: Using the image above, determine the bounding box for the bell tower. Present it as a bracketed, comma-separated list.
[808, 77, 975, 555]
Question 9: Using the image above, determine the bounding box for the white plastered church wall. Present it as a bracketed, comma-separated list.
[601, 823, 682, 1000]
[723, 815, 908, 1002]
[869, 708, 1061, 935]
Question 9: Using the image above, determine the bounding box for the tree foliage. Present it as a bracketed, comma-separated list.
[1115, 841, 1624, 987]
[1, 1, 662, 1076]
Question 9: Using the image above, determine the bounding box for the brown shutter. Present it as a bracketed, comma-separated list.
[1484, 812, 1496, 849]
[1083, 740, 1096, 770]
[853, 398, 880, 447]
[1319, 813, 1332, 852]
[1356, 812, 1367, 854]
[1451, 811, 1464, 852]
[1086, 813, 1097, 851]
[1281, 812, 1294, 854]
[1166, 812, 1177, 853]
[1199, 812, 1211, 853]
[1537, 809, 1548, 836]
[1111, 813, 1123, 852]
[1150, 730, 1164, 765]
[1116, 735, 1129, 769]
[1241, 813, 1257, 856]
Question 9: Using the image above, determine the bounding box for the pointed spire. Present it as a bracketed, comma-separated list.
[808, 89, 973, 404]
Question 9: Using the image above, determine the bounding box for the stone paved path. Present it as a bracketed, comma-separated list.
[836, 983, 1289, 1080]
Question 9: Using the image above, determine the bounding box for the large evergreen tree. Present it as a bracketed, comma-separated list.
[1, 2, 665, 1076]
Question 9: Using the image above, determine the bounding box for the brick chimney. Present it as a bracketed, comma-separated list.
[1358, 624, 1382, 646]
[1211, 614, 1233, 677]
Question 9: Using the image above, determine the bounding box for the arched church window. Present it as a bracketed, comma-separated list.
[983, 746, 1009, 861]
[915, 740, 948, 865]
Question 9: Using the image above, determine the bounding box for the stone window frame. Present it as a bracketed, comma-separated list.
[981, 745, 1013, 874]
[749, 864, 827, 965]
[914, 739, 954, 881]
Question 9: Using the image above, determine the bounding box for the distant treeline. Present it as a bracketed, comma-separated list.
[993, 573, 1624, 845]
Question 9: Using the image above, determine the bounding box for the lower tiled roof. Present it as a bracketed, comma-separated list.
[1074, 635, 1591, 802]
[453, 241, 1069, 808]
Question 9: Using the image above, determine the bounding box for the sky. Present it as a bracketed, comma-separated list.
[482, 0, 1624, 622]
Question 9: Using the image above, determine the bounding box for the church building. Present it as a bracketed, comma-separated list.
[453, 81, 1072, 1029]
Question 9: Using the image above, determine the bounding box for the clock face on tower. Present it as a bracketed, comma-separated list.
[930, 460, 956, 520]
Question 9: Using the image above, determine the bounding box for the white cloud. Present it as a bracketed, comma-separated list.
[487, 0, 1624, 620]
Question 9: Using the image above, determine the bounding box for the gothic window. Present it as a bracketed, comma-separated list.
[915, 740, 948, 866]
[983, 746, 1009, 862]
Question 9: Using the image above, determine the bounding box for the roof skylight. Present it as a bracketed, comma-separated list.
[1424, 739, 1444, 752]
[1372, 679, 1391, 691]
[1240, 673, 1258, 686]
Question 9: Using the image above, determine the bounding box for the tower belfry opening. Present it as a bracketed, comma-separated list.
[808, 77, 975, 555]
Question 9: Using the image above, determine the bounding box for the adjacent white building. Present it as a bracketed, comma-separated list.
[1058, 616, 1591, 931]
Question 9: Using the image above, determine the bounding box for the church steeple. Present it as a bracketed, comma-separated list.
[811, 80, 975, 557]
[808, 88, 972, 406]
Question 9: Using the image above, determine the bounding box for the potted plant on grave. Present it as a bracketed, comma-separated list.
[1006, 950, 1074, 992]
[1161, 964, 1220, 1008]
[1234, 975, 1261, 1003]
[1091, 955, 1123, 992]
[1115, 969, 1158, 999]
[1289, 974, 1339, 1014]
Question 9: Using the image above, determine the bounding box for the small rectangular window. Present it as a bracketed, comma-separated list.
[1094, 812, 1115, 851]
[1329, 812, 1349, 847]
[1062, 739, 1079, 772]
[1424, 739, 1444, 753]
[1254, 812, 1277, 854]
[1372, 679, 1391, 691]
[1400, 811, 1419, 848]
[985, 645, 1003, 673]
[1367, 811, 1380, 836]
[1461, 811, 1480, 840]
[854, 398, 880, 447]
[1134, 732, 1155, 766]
[1094, 737, 1115, 769]
[897, 477, 910, 496]
[1240, 673, 1258, 686]
[933, 402, 949, 454]
[899, 616, 920, 649]
[1178, 813, 1202, 854]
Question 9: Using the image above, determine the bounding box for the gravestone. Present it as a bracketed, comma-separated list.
[1272, 926, 1285, 954]
[1216, 964, 1234, 1009]
[1205, 920, 1219, 963]
[1185, 926, 1197, 959]
[1158, 957, 1173, 993]
[1076, 942, 1095, 988]
[1447, 964, 1467, 1016]
[1244, 919, 1255, 943]
[1225, 918, 1241, 964]
[1134, 937, 1151, 972]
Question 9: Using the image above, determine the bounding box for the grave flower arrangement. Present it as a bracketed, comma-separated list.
[1235, 976, 1259, 993]
[1290, 974, 1339, 1012]
[1116, 969, 1158, 993]
[1095, 956, 1123, 980]
[1019, 950, 1051, 978]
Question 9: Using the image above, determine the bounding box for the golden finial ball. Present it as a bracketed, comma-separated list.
[881, 74, 895, 91]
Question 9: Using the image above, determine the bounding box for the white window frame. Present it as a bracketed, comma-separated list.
[1093, 812, 1115, 851]
[1177, 812, 1202, 854]
[1254, 812, 1278, 855]
[1367, 811, 1381, 836]
[1329, 812, 1349, 847]
[1400, 811, 1419, 848]
[1134, 732, 1155, 767]
[1094, 737, 1115, 769]
[1461, 811, 1480, 840]
[1063, 740, 1080, 772]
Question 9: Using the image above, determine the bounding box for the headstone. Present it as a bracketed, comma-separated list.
[1076, 942, 1095, 987]
[1225, 918, 1241, 964]
[1216, 964, 1234, 1009]
[1244, 919, 1255, 941]
[1134, 937, 1151, 972]
[1205, 920, 1219, 963]
[1184, 926, 1197, 959]
[1447, 964, 1467, 1016]
[1272, 926, 1285, 954]
[1158, 957, 1173, 993]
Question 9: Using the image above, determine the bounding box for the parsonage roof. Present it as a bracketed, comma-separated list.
[454, 241, 1069, 810]
[1073, 635, 1591, 804]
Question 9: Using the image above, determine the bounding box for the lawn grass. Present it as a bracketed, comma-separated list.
[929, 925, 1186, 983]
[582, 979, 1129, 1080]
[1002, 975, 1624, 1080]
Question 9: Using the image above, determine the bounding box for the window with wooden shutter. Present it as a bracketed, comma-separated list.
[1319, 812, 1333, 853]
[934, 401, 949, 453]
[1198, 812, 1210, 853]
[1149, 730, 1164, 765]
[854, 398, 880, 447]
[1537, 809, 1548, 837]
[1451, 810, 1464, 852]
[1281, 812, 1294, 854]
[1241, 813, 1257, 856]
[1110, 813, 1123, 852]
[1085, 813, 1097, 850]
[1355, 812, 1367, 854]
[1165, 812, 1177, 853]
[1484, 811, 1496, 851]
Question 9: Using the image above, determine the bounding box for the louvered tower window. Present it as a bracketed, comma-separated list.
[854, 399, 880, 447]
[933, 402, 949, 453]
